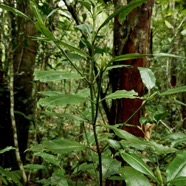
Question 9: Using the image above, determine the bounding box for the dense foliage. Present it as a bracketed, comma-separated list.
[0, 0, 186, 185]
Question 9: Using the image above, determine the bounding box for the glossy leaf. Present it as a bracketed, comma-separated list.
[102, 157, 121, 178]
[34, 70, 83, 82]
[119, 166, 152, 186]
[159, 86, 186, 96]
[138, 67, 156, 91]
[42, 138, 86, 154]
[105, 90, 139, 100]
[38, 94, 86, 107]
[121, 152, 157, 181]
[166, 151, 186, 182]
[106, 64, 132, 71]
[105, 125, 142, 142]
[0, 4, 30, 20]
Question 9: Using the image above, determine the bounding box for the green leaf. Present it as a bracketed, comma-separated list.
[74, 24, 92, 34]
[78, 0, 92, 12]
[166, 151, 186, 182]
[0, 167, 22, 186]
[0, 4, 30, 20]
[159, 86, 186, 96]
[34, 70, 83, 82]
[181, 29, 186, 36]
[164, 20, 174, 29]
[149, 141, 177, 154]
[34, 152, 60, 166]
[153, 53, 185, 58]
[168, 177, 186, 186]
[56, 41, 89, 58]
[105, 125, 142, 143]
[120, 152, 157, 182]
[105, 90, 139, 99]
[0, 146, 15, 154]
[106, 139, 121, 150]
[118, 0, 147, 22]
[38, 94, 86, 107]
[110, 53, 145, 62]
[97, 0, 146, 33]
[138, 67, 156, 91]
[102, 157, 121, 178]
[119, 166, 152, 186]
[24, 164, 45, 170]
[42, 138, 86, 154]
[106, 64, 132, 71]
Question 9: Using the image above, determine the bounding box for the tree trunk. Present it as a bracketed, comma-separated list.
[109, 0, 154, 137]
[0, 0, 38, 169]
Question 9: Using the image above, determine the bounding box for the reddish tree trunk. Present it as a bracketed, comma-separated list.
[110, 0, 154, 137]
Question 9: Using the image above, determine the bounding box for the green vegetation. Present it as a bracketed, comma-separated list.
[0, 0, 186, 185]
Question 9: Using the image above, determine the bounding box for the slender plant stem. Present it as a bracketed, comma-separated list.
[9, 59, 27, 184]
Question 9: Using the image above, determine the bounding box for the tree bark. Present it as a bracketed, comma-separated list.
[109, 0, 154, 137]
[0, 0, 38, 169]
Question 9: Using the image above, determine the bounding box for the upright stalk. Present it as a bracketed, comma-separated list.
[9, 56, 27, 184]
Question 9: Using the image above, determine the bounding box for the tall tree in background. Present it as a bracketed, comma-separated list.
[0, 0, 38, 169]
[109, 0, 154, 137]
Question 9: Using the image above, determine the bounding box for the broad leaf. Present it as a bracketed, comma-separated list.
[105, 90, 139, 99]
[34, 70, 83, 82]
[34, 152, 60, 166]
[138, 67, 156, 91]
[102, 157, 121, 178]
[0, 4, 30, 20]
[159, 86, 186, 96]
[78, 0, 91, 12]
[166, 151, 186, 182]
[119, 166, 152, 186]
[121, 152, 157, 181]
[168, 177, 186, 186]
[42, 138, 86, 154]
[38, 94, 86, 107]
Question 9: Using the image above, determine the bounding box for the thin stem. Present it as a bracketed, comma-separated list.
[9, 59, 27, 184]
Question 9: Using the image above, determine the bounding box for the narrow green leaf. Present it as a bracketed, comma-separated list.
[56, 41, 89, 58]
[106, 64, 132, 71]
[0, 4, 30, 20]
[97, 0, 146, 33]
[34, 70, 83, 82]
[121, 152, 157, 181]
[164, 20, 174, 29]
[119, 166, 152, 186]
[0, 146, 15, 154]
[74, 24, 92, 34]
[138, 67, 156, 91]
[159, 86, 186, 96]
[42, 138, 86, 154]
[153, 53, 185, 58]
[105, 125, 142, 143]
[24, 164, 45, 170]
[105, 90, 139, 99]
[38, 94, 86, 107]
[166, 151, 186, 182]
[110, 53, 145, 62]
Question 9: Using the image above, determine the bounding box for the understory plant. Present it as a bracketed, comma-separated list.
[0, 0, 186, 185]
